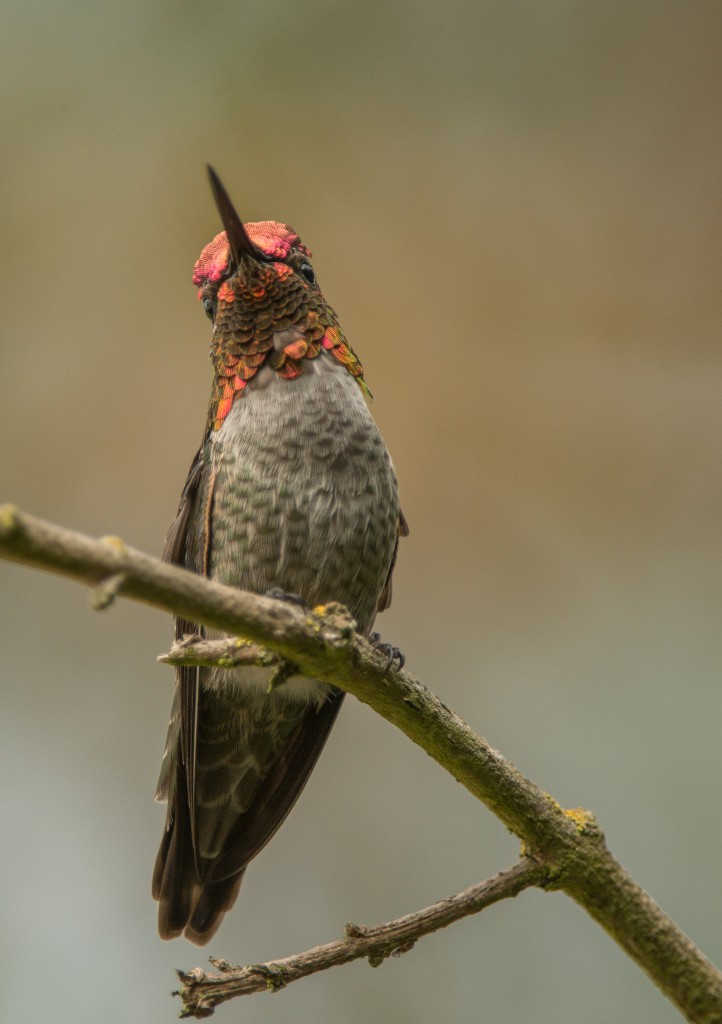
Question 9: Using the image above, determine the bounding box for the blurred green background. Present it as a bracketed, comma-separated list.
[2, 2, 721, 1021]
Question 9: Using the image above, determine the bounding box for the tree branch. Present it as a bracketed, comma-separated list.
[2, 504, 722, 1023]
[175, 859, 544, 1018]
[159, 634, 279, 669]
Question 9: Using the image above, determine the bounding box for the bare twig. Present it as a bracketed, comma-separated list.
[2, 504, 722, 1023]
[159, 634, 279, 668]
[176, 860, 544, 1018]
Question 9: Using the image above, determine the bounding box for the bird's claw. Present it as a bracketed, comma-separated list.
[369, 632, 405, 671]
[265, 587, 307, 609]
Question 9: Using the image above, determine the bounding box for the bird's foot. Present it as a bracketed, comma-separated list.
[369, 632, 405, 671]
[265, 587, 307, 609]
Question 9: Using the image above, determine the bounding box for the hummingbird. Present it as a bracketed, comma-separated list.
[152, 167, 407, 945]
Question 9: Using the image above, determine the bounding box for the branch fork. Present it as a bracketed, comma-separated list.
[1, 504, 721, 1023]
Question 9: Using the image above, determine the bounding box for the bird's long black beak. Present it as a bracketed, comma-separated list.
[206, 165, 267, 267]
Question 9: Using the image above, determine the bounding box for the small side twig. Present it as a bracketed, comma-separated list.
[158, 635, 280, 669]
[175, 859, 545, 1018]
[89, 571, 128, 610]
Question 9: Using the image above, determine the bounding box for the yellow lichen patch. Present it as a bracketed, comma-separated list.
[0, 503, 19, 530]
[312, 604, 328, 616]
[100, 535, 127, 552]
[564, 807, 596, 833]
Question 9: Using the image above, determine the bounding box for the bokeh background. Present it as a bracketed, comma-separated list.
[2, 2, 721, 1022]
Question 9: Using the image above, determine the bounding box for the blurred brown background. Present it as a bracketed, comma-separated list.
[2, 2, 721, 1022]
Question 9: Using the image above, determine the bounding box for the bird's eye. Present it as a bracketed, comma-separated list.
[203, 296, 215, 320]
[299, 262, 316, 285]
